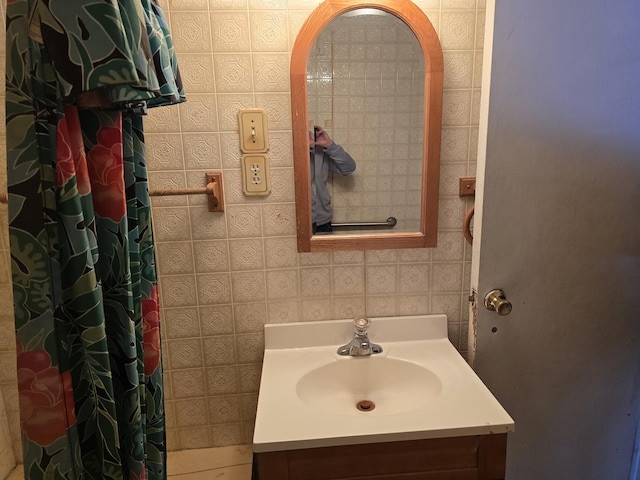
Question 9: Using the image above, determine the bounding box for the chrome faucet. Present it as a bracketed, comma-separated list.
[337, 317, 383, 356]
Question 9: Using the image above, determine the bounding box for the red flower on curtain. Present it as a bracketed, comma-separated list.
[143, 285, 161, 376]
[86, 118, 127, 222]
[16, 345, 76, 447]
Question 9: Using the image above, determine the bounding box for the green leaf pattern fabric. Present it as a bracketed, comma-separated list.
[6, 0, 184, 478]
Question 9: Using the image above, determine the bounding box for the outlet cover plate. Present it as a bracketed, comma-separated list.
[241, 154, 271, 196]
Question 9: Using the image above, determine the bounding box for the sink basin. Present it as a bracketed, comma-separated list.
[253, 314, 514, 453]
[296, 357, 442, 416]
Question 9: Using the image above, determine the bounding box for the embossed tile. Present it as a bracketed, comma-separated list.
[205, 366, 239, 396]
[237, 363, 262, 393]
[145, 133, 185, 171]
[438, 197, 466, 230]
[148, 171, 188, 207]
[432, 293, 463, 322]
[227, 205, 262, 238]
[171, 368, 207, 399]
[235, 333, 264, 364]
[202, 336, 237, 366]
[159, 275, 198, 308]
[300, 298, 333, 321]
[439, 12, 476, 50]
[253, 53, 290, 92]
[439, 162, 468, 196]
[299, 251, 330, 267]
[249, 11, 288, 51]
[210, 424, 243, 447]
[398, 264, 430, 294]
[208, 396, 242, 425]
[219, 132, 242, 169]
[267, 167, 295, 202]
[263, 237, 297, 269]
[441, 127, 471, 162]
[365, 295, 399, 317]
[256, 93, 292, 130]
[365, 264, 398, 295]
[196, 273, 233, 305]
[155, 241, 194, 276]
[332, 265, 364, 296]
[234, 302, 268, 333]
[210, 12, 251, 52]
[152, 207, 192, 241]
[200, 305, 235, 336]
[210, 0, 247, 8]
[432, 263, 464, 292]
[267, 300, 299, 324]
[265, 269, 298, 300]
[442, 90, 472, 126]
[229, 239, 264, 271]
[178, 53, 216, 93]
[231, 271, 266, 303]
[443, 50, 474, 89]
[433, 231, 465, 262]
[194, 240, 230, 273]
[216, 94, 254, 131]
[171, 12, 213, 53]
[214, 53, 253, 93]
[144, 104, 181, 133]
[163, 307, 200, 339]
[300, 267, 331, 298]
[167, 339, 204, 369]
[183, 133, 222, 170]
[332, 296, 366, 319]
[266, 131, 293, 167]
[174, 398, 209, 428]
[397, 294, 430, 316]
[178, 94, 219, 132]
[261, 203, 296, 236]
[189, 205, 228, 240]
[177, 426, 211, 450]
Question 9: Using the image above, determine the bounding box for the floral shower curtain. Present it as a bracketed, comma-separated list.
[6, 1, 184, 478]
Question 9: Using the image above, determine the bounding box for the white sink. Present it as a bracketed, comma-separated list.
[253, 314, 514, 453]
[296, 356, 442, 416]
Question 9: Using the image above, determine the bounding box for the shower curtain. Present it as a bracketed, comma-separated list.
[6, 1, 184, 478]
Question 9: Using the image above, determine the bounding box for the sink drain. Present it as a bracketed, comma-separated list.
[356, 400, 376, 412]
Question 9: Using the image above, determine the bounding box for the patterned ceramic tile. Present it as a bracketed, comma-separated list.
[397, 294, 431, 316]
[439, 12, 476, 50]
[438, 197, 467, 230]
[261, 203, 296, 236]
[159, 275, 198, 308]
[144, 104, 181, 133]
[228, 239, 264, 271]
[234, 302, 268, 333]
[202, 336, 237, 366]
[331, 296, 366, 319]
[205, 366, 239, 396]
[265, 269, 298, 300]
[300, 267, 331, 298]
[443, 50, 474, 89]
[163, 307, 200, 339]
[431, 263, 465, 292]
[176, 426, 211, 449]
[441, 127, 471, 163]
[442, 89, 472, 126]
[178, 53, 216, 93]
[255, 94, 291, 130]
[210, 12, 251, 52]
[173, 398, 209, 427]
[193, 240, 230, 273]
[226, 204, 262, 238]
[166, 339, 204, 369]
[433, 231, 465, 262]
[171, 12, 213, 53]
[365, 265, 398, 295]
[189, 206, 228, 240]
[235, 333, 264, 364]
[231, 271, 266, 303]
[253, 53, 290, 92]
[199, 305, 235, 336]
[398, 263, 430, 294]
[439, 162, 468, 196]
[249, 11, 288, 51]
[210, 0, 247, 8]
[365, 295, 399, 317]
[171, 369, 207, 399]
[196, 273, 233, 305]
[266, 300, 299, 324]
[152, 207, 192, 241]
[148, 171, 188, 207]
[266, 131, 293, 167]
[213, 54, 253, 93]
[331, 265, 364, 296]
[145, 133, 185, 171]
[170, 0, 209, 10]
[300, 298, 334, 321]
[263, 236, 297, 269]
[178, 94, 219, 132]
[182, 133, 222, 170]
[237, 363, 262, 393]
[209, 424, 243, 447]
[216, 94, 254, 131]
[208, 396, 242, 424]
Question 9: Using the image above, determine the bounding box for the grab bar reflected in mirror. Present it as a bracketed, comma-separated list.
[331, 217, 397, 229]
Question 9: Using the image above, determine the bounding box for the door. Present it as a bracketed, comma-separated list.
[471, 1, 640, 479]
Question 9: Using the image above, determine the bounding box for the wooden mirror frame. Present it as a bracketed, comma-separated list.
[291, 0, 443, 252]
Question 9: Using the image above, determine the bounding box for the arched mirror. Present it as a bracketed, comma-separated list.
[291, 0, 443, 252]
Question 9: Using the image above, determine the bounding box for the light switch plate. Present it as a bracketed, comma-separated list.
[241, 154, 271, 196]
[238, 109, 269, 153]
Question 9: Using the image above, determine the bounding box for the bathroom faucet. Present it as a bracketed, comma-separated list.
[337, 317, 383, 356]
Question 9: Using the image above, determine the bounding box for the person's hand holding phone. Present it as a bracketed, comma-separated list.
[313, 125, 333, 149]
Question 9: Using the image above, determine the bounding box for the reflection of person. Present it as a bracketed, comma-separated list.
[309, 126, 356, 233]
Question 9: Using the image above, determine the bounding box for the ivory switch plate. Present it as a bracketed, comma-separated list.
[238, 109, 269, 153]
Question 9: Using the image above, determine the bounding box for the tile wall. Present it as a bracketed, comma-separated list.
[0, 0, 485, 456]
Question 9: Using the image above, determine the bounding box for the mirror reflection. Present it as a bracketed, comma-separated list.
[306, 9, 425, 235]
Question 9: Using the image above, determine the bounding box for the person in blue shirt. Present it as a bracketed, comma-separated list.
[309, 125, 356, 234]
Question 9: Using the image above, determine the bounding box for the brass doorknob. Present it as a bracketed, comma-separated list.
[484, 289, 512, 316]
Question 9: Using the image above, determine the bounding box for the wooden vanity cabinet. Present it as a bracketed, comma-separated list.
[254, 434, 508, 480]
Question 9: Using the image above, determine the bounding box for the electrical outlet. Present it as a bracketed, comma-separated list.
[241, 154, 270, 196]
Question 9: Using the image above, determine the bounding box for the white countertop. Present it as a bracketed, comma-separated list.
[253, 314, 514, 453]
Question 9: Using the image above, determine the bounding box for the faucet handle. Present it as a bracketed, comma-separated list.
[354, 317, 370, 334]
